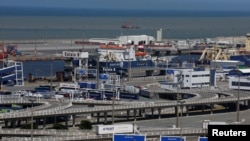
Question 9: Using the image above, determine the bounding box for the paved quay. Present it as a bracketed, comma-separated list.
[1, 80, 250, 141]
[1, 37, 250, 140]
[2, 81, 58, 92]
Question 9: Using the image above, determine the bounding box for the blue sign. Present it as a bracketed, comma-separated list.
[160, 136, 185, 141]
[88, 69, 97, 74]
[198, 137, 208, 141]
[99, 73, 109, 80]
[78, 69, 85, 75]
[166, 69, 174, 74]
[113, 134, 146, 141]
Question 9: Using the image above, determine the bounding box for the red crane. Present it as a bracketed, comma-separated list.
[0, 43, 18, 59]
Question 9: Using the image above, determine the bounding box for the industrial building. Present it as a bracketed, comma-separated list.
[0, 60, 24, 87]
[159, 68, 211, 90]
[228, 69, 250, 90]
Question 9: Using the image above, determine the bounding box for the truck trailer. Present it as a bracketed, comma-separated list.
[96, 124, 134, 135]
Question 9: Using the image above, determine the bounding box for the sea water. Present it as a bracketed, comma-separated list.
[1, 14, 250, 40]
[1, 10, 250, 78]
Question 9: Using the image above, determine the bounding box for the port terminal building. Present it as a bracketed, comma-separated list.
[228, 69, 250, 90]
[159, 67, 211, 90]
[0, 60, 24, 87]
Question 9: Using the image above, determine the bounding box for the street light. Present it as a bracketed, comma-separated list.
[178, 100, 185, 139]
[112, 78, 115, 124]
[50, 60, 53, 91]
[34, 30, 37, 54]
[82, 25, 85, 51]
[96, 53, 101, 90]
[187, 39, 191, 63]
[237, 72, 240, 122]
[176, 83, 179, 128]
[29, 98, 36, 141]
[70, 28, 72, 47]
[175, 73, 183, 128]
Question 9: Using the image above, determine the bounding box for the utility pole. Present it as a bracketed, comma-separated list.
[176, 83, 179, 128]
[29, 98, 36, 141]
[50, 59, 53, 91]
[112, 78, 115, 124]
[232, 27, 235, 48]
[175, 72, 183, 128]
[82, 25, 85, 51]
[96, 54, 100, 89]
[178, 100, 185, 139]
[70, 28, 73, 47]
[187, 39, 190, 63]
[34, 30, 37, 54]
[237, 73, 240, 122]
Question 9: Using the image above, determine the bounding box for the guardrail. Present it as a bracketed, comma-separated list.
[1, 95, 250, 120]
[72, 99, 147, 105]
[126, 76, 166, 82]
[0, 102, 72, 119]
[0, 128, 207, 141]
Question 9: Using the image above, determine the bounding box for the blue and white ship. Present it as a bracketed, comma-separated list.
[92, 42, 156, 75]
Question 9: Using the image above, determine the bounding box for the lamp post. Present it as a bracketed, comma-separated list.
[176, 82, 180, 128]
[232, 27, 235, 48]
[112, 78, 115, 124]
[187, 39, 190, 63]
[96, 53, 100, 90]
[82, 25, 85, 51]
[50, 60, 53, 91]
[34, 30, 37, 54]
[176, 83, 179, 128]
[175, 73, 182, 128]
[29, 98, 36, 141]
[237, 73, 240, 122]
[128, 44, 131, 81]
[178, 100, 185, 139]
[70, 28, 72, 47]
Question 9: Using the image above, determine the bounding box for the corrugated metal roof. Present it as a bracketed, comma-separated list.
[212, 60, 241, 63]
[238, 69, 250, 73]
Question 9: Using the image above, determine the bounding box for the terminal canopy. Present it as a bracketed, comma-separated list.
[228, 69, 250, 76]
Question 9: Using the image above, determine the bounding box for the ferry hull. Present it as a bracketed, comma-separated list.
[99, 60, 155, 73]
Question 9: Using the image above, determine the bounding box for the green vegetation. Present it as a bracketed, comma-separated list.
[79, 120, 92, 130]
[20, 124, 38, 129]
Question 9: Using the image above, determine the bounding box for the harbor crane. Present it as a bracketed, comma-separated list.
[0, 43, 19, 59]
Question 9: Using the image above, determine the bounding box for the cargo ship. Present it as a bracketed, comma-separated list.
[90, 41, 156, 75]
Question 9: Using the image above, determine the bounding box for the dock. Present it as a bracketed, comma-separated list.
[7, 54, 64, 61]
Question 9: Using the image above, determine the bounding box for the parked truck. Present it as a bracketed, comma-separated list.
[96, 124, 134, 135]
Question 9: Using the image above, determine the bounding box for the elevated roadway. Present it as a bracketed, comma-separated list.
[0, 94, 249, 120]
[1, 76, 250, 140]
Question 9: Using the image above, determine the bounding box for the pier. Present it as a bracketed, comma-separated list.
[7, 54, 65, 61]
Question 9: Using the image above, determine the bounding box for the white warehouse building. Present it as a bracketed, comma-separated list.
[228, 69, 250, 90]
[118, 35, 155, 45]
[88, 35, 155, 45]
[160, 68, 211, 90]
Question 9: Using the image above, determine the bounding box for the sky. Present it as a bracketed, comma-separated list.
[0, 0, 250, 11]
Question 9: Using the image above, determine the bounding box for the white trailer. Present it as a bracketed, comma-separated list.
[96, 124, 134, 135]
[202, 120, 227, 129]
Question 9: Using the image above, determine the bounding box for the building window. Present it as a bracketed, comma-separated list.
[232, 81, 250, 87]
